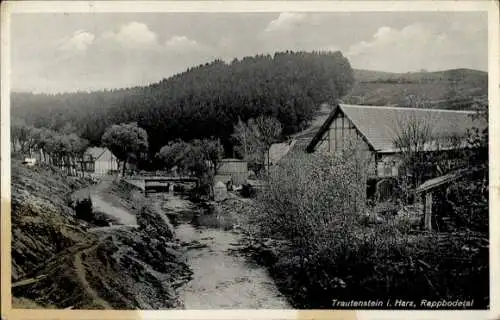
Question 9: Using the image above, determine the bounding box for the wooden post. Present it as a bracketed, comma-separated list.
[424, 191, 433, 231]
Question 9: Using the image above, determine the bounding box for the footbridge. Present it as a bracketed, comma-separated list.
[123, 175, 199, 193]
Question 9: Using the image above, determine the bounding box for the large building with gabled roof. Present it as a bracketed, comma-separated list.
[305, 104, 485, 182]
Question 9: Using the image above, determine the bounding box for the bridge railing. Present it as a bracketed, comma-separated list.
[127, 175, 199, 182]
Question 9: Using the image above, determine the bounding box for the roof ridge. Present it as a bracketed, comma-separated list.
[339, 104, 478, 114]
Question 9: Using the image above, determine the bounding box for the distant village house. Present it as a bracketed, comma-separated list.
[80, 147, 119, 177]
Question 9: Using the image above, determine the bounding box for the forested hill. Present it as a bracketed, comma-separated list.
[12, 51, 354, 154]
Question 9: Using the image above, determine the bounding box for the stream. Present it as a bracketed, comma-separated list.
[153, 192, 291, 309]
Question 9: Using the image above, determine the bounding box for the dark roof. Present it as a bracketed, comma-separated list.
[84, 147, 116, 161]
[220, 158, 246, 162]
[307, 104, 485, 153]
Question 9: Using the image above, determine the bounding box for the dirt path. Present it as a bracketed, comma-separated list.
[91, 194, 137, 225]
[89, 176, 137, 226]
[73, 245, 112, 309]
[161, 194, 291, 309]
[70, 177, 136, 308]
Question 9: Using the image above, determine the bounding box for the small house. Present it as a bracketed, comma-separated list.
[81, 147, 119, 177]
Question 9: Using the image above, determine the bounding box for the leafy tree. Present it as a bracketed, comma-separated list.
[156, 138, 224, 199]
[231, 116, 283, 172]
[155, 140, 190, 171]
[195, 138, 224, 174]
[11, 119, 37, 156]
[194, 138, 225, 198]
[11, 123, 89, 176]
[101, 122, 149, 176]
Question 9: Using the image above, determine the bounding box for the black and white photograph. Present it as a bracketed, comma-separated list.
[1, 1, 498, 318]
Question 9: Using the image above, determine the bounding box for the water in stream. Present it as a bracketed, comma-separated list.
[154, 192, 291, 309]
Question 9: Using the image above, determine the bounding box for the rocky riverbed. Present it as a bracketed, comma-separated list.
[152, 192, 291, 309]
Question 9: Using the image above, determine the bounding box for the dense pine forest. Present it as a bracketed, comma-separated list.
[12, 51, 354, 156]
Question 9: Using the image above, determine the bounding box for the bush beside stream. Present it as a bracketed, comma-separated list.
[220, 152, 489, 309]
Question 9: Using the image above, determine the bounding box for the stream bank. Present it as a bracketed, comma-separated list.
[12, 165, 290, 309]
[153, 192, 291, 309]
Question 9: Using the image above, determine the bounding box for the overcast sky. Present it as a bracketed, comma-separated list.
[11, 11, 488, 93]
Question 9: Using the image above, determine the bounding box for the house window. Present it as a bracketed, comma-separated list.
[82, 161, 95, 172]
[385, 164, 392, 177]
[391, 161, 398, 176]
[377, 161, 398, 177]
[377, 162, 385, 177]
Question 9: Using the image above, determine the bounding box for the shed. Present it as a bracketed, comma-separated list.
[415, 169, 467, 231]
[217, 158, 248, 186]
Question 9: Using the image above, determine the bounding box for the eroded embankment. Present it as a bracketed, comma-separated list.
[12, 167, 191, 309]
[11, 160, 93, 282]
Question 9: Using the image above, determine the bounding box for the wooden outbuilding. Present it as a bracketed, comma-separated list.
[415, 169, 467, 231]
[217, 158, 248, 186]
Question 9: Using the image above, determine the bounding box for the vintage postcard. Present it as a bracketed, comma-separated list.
[1, 1, 499, 320]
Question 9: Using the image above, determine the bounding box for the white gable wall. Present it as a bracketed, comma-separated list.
[94, 158, 118, 176]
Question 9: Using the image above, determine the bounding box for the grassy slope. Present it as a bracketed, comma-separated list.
[344, 68, 487, 108]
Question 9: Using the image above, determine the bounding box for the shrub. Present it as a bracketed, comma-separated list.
[75, 197, 94, 222]
[433, 168, 488, 233]
[252, 145, 489, 308]
[240, 183, 256, 198]
[255, 145, 369, 247]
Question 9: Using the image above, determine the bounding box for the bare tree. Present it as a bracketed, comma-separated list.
[392, 102, 438, 203]
[232, 116, 282, 172]
[232, 117, 249, 159]
[250, 116, 283, 171]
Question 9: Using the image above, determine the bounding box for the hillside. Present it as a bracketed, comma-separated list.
[344, 68, 487, 109]
[11, 52, 487, 161]
[11, 51, 355, 154]
[11, 159, 93, 280]
[11, 161, 191, 309]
